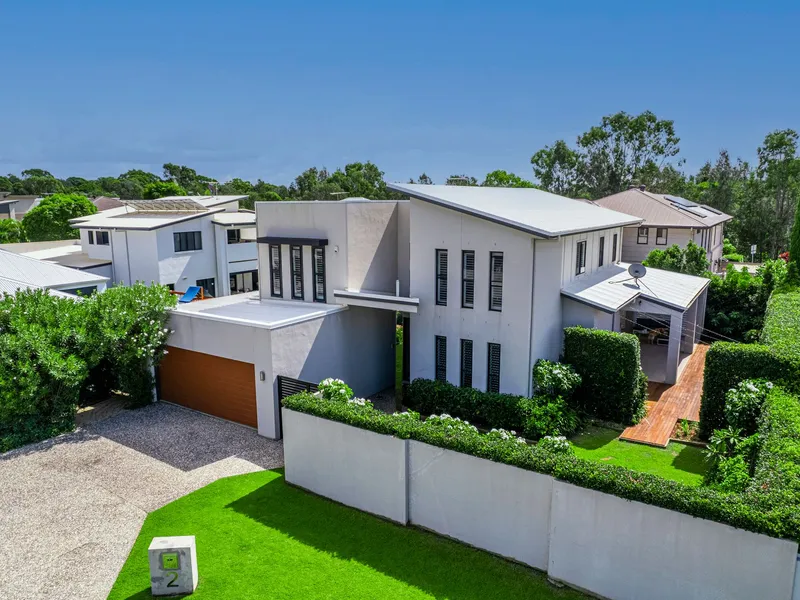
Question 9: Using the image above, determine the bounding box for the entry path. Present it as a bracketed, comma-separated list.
[0, 402, 283, 600]
[620, 344, 708, 448]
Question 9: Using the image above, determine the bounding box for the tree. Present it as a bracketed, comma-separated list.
[482, 170, 536, 188]
[409, 173, 433, 185]
[695, 150, 750, 215]
[0, 219, 26, 243]
[142, 181, 187, 199]
[531, 140, 583, 196]
[16, 169, 64, 195]
[21, 193, 96, 241]
[643, 241, 708, 276]
[756, 129, 800, 255]
[790, 193, 800, 269]
[327, 162, 393, 198]
[0, 176, 13, 192]
[445, 174, 478, 186]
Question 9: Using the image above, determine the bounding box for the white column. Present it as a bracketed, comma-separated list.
[666, 312, 683, 384]
[695, 288, 708, 342]
[214, 225, 231, 297]
[681, 302, 697, 354]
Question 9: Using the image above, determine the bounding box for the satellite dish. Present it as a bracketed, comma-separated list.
[628, 263, 647, 279]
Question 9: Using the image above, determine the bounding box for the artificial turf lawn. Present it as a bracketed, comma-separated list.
[571, 426, 707, 486]
[109, 470, 589, 600]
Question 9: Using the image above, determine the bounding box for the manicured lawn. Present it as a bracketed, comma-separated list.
[571, 426, 707, 486]
[110, 470, 588, 600]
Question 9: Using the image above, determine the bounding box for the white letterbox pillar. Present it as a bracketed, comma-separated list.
[148, 536, 198, 596]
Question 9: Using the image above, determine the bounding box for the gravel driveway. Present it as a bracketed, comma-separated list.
[0, 402, 283, 600]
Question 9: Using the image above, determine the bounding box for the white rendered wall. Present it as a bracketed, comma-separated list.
[530, 238, 564, 365]
[111, 230, 159, 286]
[560, 227, 623, 287]
[621, 226, 692, 264]
[346, 201, 399, 294]
[408, 441, 553, 570]
[157, 218, 218, 291]
[282, 409, 408, 523]
[409, 199, 534, 396]
[80, 228, 113, 261]
[548, 480, 798, 600]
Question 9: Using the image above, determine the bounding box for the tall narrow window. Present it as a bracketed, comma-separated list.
[96, 231, 110, 245]
[598, 236, 605, 267]
[489, 252, 503, 311]
[637, 227, 649, 244]
[269, 245, 282, 297]
[88, 231, 95, 245]
[291, 245, 304, 300]
[656, 228, 668, 245]
[313, 246, 326, 303]
[575, 240, 587, 275]
[487, 343, 501, 393]
[461, 250, 475, 308]
[435, 336, 447, 382]
[435, 249, 448, 306]
[612, 233, 618, 262]
[460, 339, 473, 388]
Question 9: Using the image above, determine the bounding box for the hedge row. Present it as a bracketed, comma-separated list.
[404, 378, 578, 439]
[761, 290, 800, 361]
[749, 387, 800, 510]
[282, 392, 800, 541]
[562, 327, 648, 424]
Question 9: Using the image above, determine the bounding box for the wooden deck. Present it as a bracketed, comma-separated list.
[620, 344, 708, 448]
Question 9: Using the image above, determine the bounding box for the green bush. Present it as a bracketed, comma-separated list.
[714, 456, 750, 493]
[21, 193, 96, 241]
[705, 266, 772, 342]
[724, 379, 773, 436]
[722, 253, 745, 263]
[0, 284, 176, 452]
[532, 359, 581, 400]
[283, 388, 800, 541]
[562, 327, 647, 424]
[700, 342, 800, 437]
[761, 289, 800, 361]
[405, 378, 578, 440]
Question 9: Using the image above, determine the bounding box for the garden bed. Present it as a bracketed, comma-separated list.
[570, 426, 707, 486]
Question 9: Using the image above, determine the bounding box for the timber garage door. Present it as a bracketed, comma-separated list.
[158, 346, 257, 428]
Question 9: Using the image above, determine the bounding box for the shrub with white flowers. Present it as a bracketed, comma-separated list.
[537, 435, 573, 455]
[318, 378, 354, 402]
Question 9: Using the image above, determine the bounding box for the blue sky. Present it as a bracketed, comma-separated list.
[1, 1, 798, 186]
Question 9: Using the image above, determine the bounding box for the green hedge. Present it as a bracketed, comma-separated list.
[282, 391, 800, 541]
[562, 327, 647, 424]
[405, 378, 578, 439]
[699, 342, 800, 438]
[749, 387, 800, 511]
[761, 290, 800, 361]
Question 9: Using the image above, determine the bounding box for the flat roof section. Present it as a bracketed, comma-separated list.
[173, 292, 347, 330]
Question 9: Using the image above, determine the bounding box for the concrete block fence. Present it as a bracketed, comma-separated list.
[282, 408, 800, 600]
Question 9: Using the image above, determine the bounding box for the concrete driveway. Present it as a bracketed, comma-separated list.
[0, 402, 283, 600]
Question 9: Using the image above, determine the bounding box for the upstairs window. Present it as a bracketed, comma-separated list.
[598, 236, 605, 267]
[435, 249, 448, 306]
[612, 233, 618, 262]
[291, 245, 304, 300]
[637, 227, 649, 244]
[269, 245, 282, 297]
[227, 229, 241, 244]
[656, 228, 668, 246]
[461, 250, 475, 308]
[435, 335, 447, 382]
[174, 231, 202, 252]
[96, 231, 110, 245]
[313, 247, 326, 303]
[575, 240, 587, 275]
[487, 342, 501, 393]
[489, 252, 503, 311]
[88, 231, 95, 245]
[460, 339, 473, 388]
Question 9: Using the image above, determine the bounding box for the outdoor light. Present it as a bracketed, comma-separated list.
[260, 371, 266, 381]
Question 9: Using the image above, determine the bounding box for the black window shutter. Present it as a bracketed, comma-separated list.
[435, 336, 447, 382]
[460, 339, 473, 388]
[462, 251, 475, 308]
[489, 252, 503, 311]
[487, 343, 501, 393]
[313, 247, 326, 302]
[436, 249, 448, 306]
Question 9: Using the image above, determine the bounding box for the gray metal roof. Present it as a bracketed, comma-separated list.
[0, 249, 108, 289]
[388, 183, 642, 238]
[561, 263, 709, 313]
[592, 189, 732, 228]
[0, 276, 84, 299]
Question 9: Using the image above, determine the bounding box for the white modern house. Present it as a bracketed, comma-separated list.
[69, 195, 258, 297]
[159, 185, 711, 441]
[592, 187, 733, 271]
[0, 249, 109, 297]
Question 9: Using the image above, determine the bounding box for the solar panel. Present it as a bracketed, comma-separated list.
[700, 205, 722, 215]
[682, 207, 708, 218]
[123, 198, 207, 213]
[665, 195, 698, 208]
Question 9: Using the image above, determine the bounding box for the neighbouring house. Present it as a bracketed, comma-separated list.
[0, 194, 42, 220]
[0, 197, 18, 219]
[0, 239, 113, 279]
[592, 186, 733, 272]
[91, 195, 124, 212]
[68, 195, 258, 297]
[0, 248, 109, 297]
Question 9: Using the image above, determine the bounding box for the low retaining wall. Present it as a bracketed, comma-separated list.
[548, 480, 798, 600]
[282, 409, 800, 600]
[408, 440, 553, 570]
[281, 409, 407, 523]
